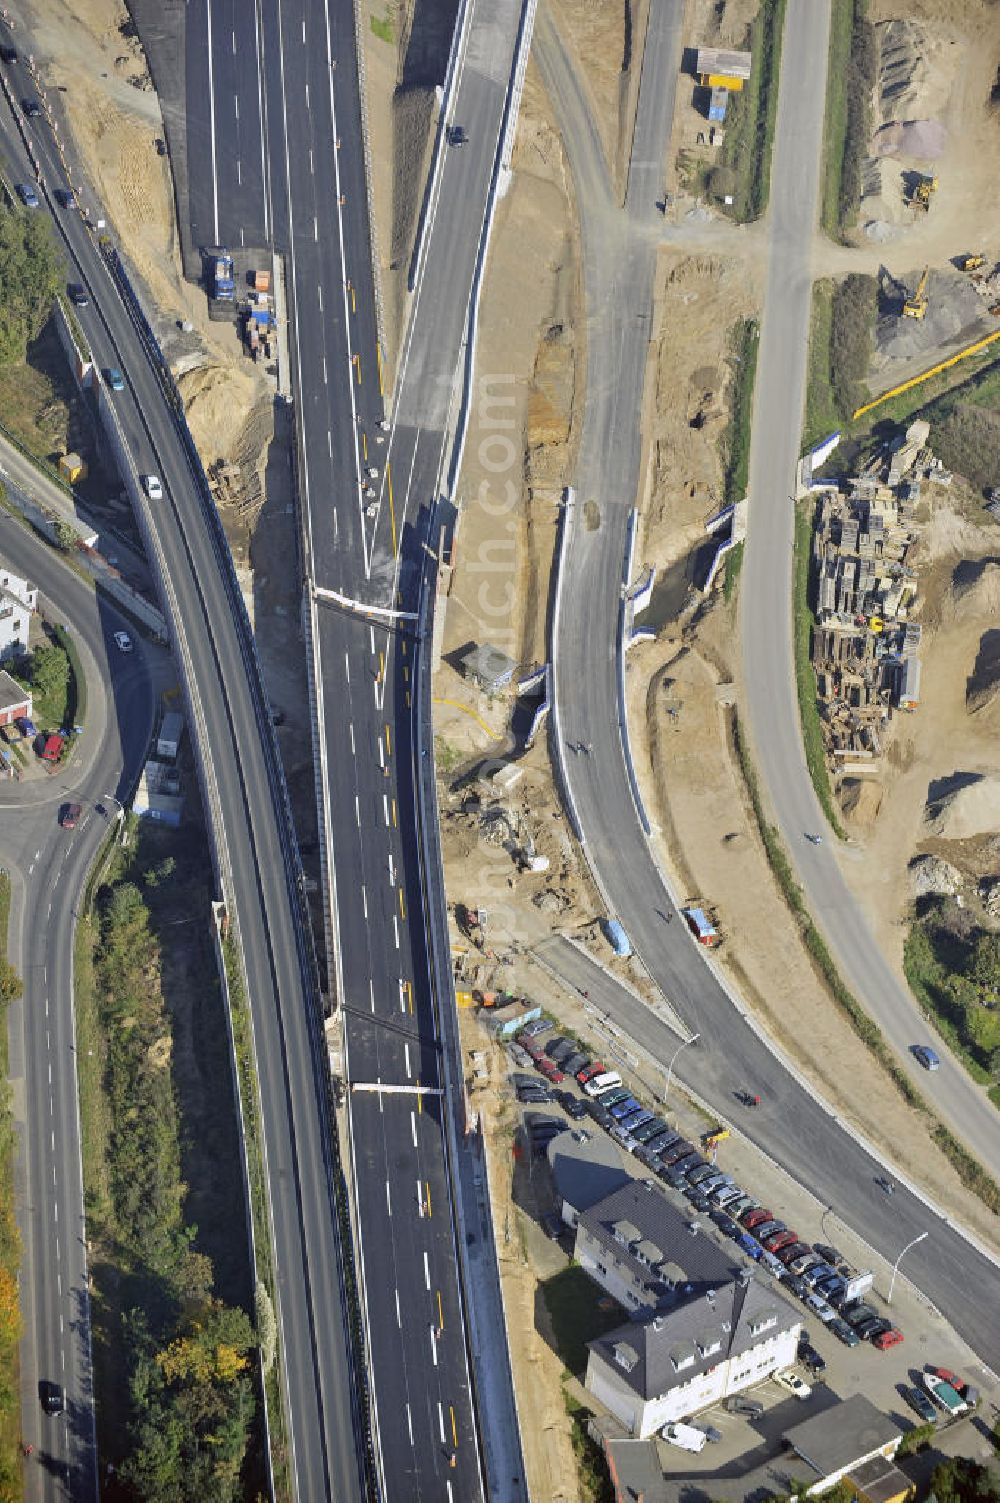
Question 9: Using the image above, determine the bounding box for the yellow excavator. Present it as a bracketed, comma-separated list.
[903, 267, 930, 320]
[911, 175, 938, 211]
[959, 253, 986, 273]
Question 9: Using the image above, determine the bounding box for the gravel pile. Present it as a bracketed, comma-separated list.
[870, 118, 947, 160]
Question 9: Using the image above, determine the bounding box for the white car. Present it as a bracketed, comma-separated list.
[775, 1370, 811, 1401]
[803, 1293, 837, 1323]
[662, 1422, 707, 1453]
[113, 631, 133, 653]
[143, 474, 163, 500]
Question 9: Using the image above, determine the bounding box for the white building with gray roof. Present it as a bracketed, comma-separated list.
[586, 1271, 800, 1437]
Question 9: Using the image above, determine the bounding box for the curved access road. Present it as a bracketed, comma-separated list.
[542, 2, 1000, 1368]
[0, 518, 159, 1502]
[738, 4, 1000, 1172]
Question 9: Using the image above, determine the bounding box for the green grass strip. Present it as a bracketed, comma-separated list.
[723, 319, 759, 506]
[719, 0, 788, 222]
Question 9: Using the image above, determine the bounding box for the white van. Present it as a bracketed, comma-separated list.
[662, 1422, 707, 1453]
[583, 1071, 622, 1098]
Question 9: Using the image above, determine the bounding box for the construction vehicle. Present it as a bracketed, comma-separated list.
[903, 267, 929, 320]
[209, 250, 235, 301]
[959, 253, 986, 273]
[910, 175, 938, 212]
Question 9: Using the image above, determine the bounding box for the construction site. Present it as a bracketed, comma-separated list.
[808, 420, 951, 766]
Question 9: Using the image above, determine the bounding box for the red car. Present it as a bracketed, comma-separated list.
[42, 733, 65, 763]
[537, 1059, 564, 1083]
[763, 1229, 799, 1254]
[577, 1062, 606, 1084]
[742, 1208, 773, 1231]
[59, 802, 82, 829]
[873, 1328, 904, 1351]
[776, 1241, 812, 1266]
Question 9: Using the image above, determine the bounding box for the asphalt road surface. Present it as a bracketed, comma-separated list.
[739, 2, 1000, 1178]
[2, 34, 369, 1500]
[255, 0, 530, 1489]
[542, 3, 1000, 1367]
[0, 519, 159, 1502]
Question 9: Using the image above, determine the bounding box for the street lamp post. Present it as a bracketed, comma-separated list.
[887, 1230, 927, 1304]
[663, 1033, 700, 1104]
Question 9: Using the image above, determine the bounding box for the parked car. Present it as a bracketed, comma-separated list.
[59, 802, 82, 829]
[710, 1211, 738, 1238]
[813, 1275, 847, 1304]
[583, 1072, 623, 1098]
[873, 1327, 904, 1351]
[562, 1052, 590, 1078]
[842, 1302, 877, 1328]
[620, 1108, 656, 1134]
[742, 1208, 774, 1230]
[577, 1060, 606, 1082]
[610, 1097, 642, 1121]
[813, 1243, 844, 1267]
[557, 1093, 588, 1120]
[672, 1152, 705, 1176]
[829, 1318, 860, 1348]
[912, 1044, 940, 1071]
[736, 1233, 763, 1261]
[517, 1086, 554, 1104]
[16, 182, 39, 208]
[696, 1424, 723, 1444]
[644, 1128, 680, 1154]
[752, 1220, 786, 1242]
[42, 733, 65, 763]
[727, 1195, 758, 1220]
[763, 1230, 799, 1254]
[803, 1293, 837, 1323]
[687, 1163, 717, 1186]
[904, 1386, 937, 1424]
[725, 1395, 764, 1419]
[632, 1117, 669, 1145]
[541, 1213, 564, 1240]
[713, 1185, 743, 1209]
[508, 1043, 532, 1069]
[545, 1037, 573, 1060]
[700, 1173, 732, 1197]
[776, 1242, 812, 1267]
[595, 1088, 631, 1110]
[799, 1343, 826, 1375]
[662, 1141, 695, 1165]
[802, 1263, 837, 1290]
[662, 1422, 707, 1453]
[657, 1165, 689, 1191]
[774, 1371, 811, 1402]
[783, 1274, 808, 1300]
[854, 1318, 885, 1342]
[632, 1145, 662, 1171]
[788, 1252, 823, 1277]
[537, 1060, 565, 1083]
[609, 1125, 639, 1152]
[686, 1192, 712, 1213]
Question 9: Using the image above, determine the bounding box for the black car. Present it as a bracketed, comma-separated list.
[904, 1386, 937, 1424]
[686, 1192, 712, 1213]
[813, 1243, 844, 1267]
[783, 1273, 808, 1299]
[645, 1128, 681, 1155]
[657, 1166, 689, 1191]
[854, 1317, 884, 1341]
[518, 1088, 554, 1105]
[39, 1380, 64, 1416]
[68, 283, 89, 307]
[632, 1145, 661, 1171]
[54, 187, 75, 208]
[586, 1100, 613, 1124]
[673, 1152, 706, 1176]
[22, 97, 42, 117]
[0, 45, 18, 64]
[558, 1093, 589, 1120]
[546, 1037, 573, 1060]
[562, 1052, 590, 1078]
[799, 1343, 826, 1375]
[710, 1212, 738, 1238]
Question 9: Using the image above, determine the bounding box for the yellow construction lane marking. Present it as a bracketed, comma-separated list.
[391, 798, 397, 827]
[852, 328, 1000, 420]
[377, 342, 384, 396]
[432, 697, 504, 742]
[425, 1182, 432, 1218]
[384, 723, 391, 756]
[352, 351, 361, 384]
[449, 1404, 457, 1447]
[398, 888, 406, 920]
[437, 1291, 445, 1331]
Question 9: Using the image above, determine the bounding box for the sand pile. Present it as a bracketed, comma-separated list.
[876, 20, 960, 124]
[177, 361, 260, 463]
[840, 777, 884, 827]
[925, 774, 1000, 840]
[870, 118, 947, 160]
[967, 630, 1000, 716]
[952, 560, 1000, 622]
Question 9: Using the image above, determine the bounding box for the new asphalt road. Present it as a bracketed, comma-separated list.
[739, 4, 1000, 1175]
[0, 518, 159, 1502]
[542, 5, 1000, 1366]
[192, 0, 530, 1493]
[3, 33, 367, 1500]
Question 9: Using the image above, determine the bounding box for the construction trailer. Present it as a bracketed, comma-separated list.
[695, 47, 751, 89]
[896, 655, 921, 711]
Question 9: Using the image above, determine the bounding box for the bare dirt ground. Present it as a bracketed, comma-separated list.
[546, 0, 648, 203]
[854, 0, 1000, 259]
[670, 0, 759, 201]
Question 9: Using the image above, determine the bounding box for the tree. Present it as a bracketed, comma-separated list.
[52, 521, 76, 552]
[28, 643, 68, 705]
[968, 931, 1000, 995]
[0, 1266, 19, 1347]
[0, 206, 62, 367]
[990, 1045, 1000, 1080]
[0, 963, 21, 1005]
[930, 1456, 1000, 1503]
